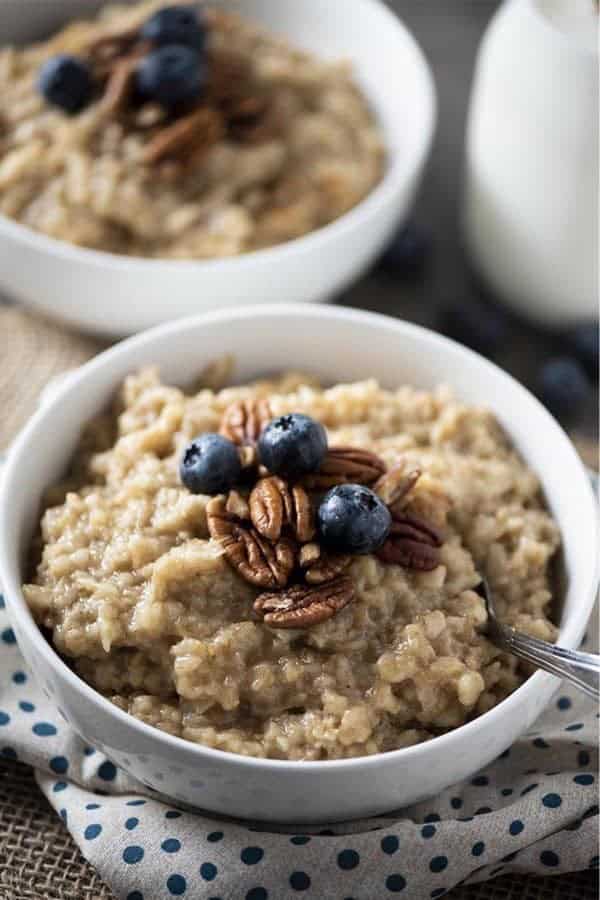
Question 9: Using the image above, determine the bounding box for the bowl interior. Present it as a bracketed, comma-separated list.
[0, 0, 433, 181]
[2, 306, 597, 656]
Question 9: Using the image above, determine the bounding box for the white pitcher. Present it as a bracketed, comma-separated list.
[463, 0, 598, 327]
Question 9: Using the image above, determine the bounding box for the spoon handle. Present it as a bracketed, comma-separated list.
[488, 619, 600, 700]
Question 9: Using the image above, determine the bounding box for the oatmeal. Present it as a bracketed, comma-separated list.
[23, 368, 560, 760]
[0, 2, 384, 258]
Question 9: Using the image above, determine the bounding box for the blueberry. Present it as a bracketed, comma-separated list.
[566, 322, 598, 382]
[378, 222, 431, 277]
[180, 433, 241, 494]
[317, 484, 391, 555]
[38, 55, 94, 114]
[136, 45, 205, 108]
[439, 300, 509, 357]
[537, 357, 589, 421]
[141, 5, 207, 51]
[258, 414, 327, 479]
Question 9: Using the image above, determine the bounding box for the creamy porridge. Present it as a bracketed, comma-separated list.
[23, 366, 560, 760]
[0, 2, 384, 258]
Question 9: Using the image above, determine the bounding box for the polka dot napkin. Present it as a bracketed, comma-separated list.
[0, 590, 597, 900]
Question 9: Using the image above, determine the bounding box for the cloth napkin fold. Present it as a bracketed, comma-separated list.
[1, 585, 597, 900]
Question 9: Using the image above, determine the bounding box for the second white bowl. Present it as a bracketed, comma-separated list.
[0, 0, 435, 336]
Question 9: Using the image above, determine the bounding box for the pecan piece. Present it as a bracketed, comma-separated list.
[376, 517, 442, 572]
[220, 398, 273, 446]
[374, 463, 421, 507]
[207, 496, 295, 588]
[98, 44, 149, 116]
[299, 544, 351, 585]
[249, 477, 315, 543]
[142, 106, 224, 165]
[254, 576, 354, 629]
[301, 446, 386, 490]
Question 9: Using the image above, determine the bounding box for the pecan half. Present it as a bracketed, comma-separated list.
[220, 398, 273, 446]
[376, 516, 442, 572]
[374, 463, 421, 507]
[142, 106, 224, 164]
[301, 446, 386, 490]
[254, 576, 354, 628]
[207, 496, 295, 588]
[249, 477, 315, 543]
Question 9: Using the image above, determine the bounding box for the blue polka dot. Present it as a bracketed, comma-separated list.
[509, 820, 524, 836]
[1, 747, 17, 760]
[501, 788, 513, 796]
[125, 817, 139, 830]
[200, 862, 217, 882]
[19, 701, 35, 713]
[245, 890, 267, 900]
[0, 712, 10, 726]
[386, 874, 406, 892]
[162, 839, 181, 854]
[421, 825, 436, 838]
[126, 800, 146, 806]
[565, 723, 584, 732]
[557, 697, 572, 710]
[49, 756, 68, 774]
[98, 760, 117, 781]
[207, 831, 224, 842]
[337, 849, 359, 870]
[533, 738, 549, 749]
[127, 893, 144, 900]
[431, 890, 446, 899]
[471, 775, 488, 786]
[430, 856, 448, 873]
[166, 810, 181, 819]
[578, 751, 590, 766]
[542, 793, 562, 809]
[86, 803, 101, 810]
[450, 797, 462, 809]
[472, 842, 485, 857]
[59, 808, 67, 823]
[289, 871, 310, 891]
[241, 847, 264, 866]
[2, 627, 16, 645]
[540, 851, 559, 867]
[83, 746, 95, 756]
[32, 722, 56, 736]
[520, 783, 538, 796]
[166, 874, 186, 895]
[84, 824, 102, 840]
[290, 835, 310, 845]
[12, 672, 26, 684]
[53, 781, 67, 793]
[574, 774, 594, 786]
[123, 846, 144, 864]
[424, 813, 441, 822]
[381, 835, 399, 855]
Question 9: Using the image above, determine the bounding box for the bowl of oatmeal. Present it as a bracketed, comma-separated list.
[0, 0, 435, 336]
[0, 305, 597, 822]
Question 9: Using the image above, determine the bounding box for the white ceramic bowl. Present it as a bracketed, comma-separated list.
[0, 0, 435, 338]
[0, 305, 597, 823]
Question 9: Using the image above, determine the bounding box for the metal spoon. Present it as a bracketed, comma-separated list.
[478, 578, 599, 701]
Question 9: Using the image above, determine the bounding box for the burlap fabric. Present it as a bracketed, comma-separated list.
[0, 306, 597, 900]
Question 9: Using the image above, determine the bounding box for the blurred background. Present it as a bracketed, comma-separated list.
[0, 0, 597, 458]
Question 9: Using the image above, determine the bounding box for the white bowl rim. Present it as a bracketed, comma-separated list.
[0, 303, 597, 773]
[0, 0, 436, 272]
